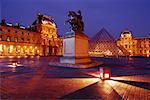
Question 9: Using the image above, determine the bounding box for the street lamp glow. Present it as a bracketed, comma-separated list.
[99, 67, 111, 80]
[12, 62, 18, 67]
[104, 73, 110, 79]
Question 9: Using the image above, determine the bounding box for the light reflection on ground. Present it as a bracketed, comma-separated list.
[0, 56, 150, 99]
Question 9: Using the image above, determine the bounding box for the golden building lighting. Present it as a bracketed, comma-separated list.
[0, 14, 62, 56]
[117, 30, 150, 57]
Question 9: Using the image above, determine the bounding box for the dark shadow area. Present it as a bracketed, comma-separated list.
[111, 73, 150, 77]
[43, 69, 98, 78]
[43, 65, 99, 78]
[0, 66, 35, 77]
[61, 81, 122, 99]
[111, 79, 150, 90]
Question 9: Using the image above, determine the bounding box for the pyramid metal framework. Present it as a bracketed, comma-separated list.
[89, 28, 125, 57]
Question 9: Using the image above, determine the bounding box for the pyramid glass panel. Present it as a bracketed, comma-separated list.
[89, 28, 127, 57]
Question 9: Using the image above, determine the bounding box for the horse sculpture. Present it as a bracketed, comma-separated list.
[65, 10, 84, 32]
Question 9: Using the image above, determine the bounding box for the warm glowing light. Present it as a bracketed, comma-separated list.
[30, 46, 32, 48]
[17, 56, 21, 58]
[42, 20, 49, 24]
[0, 44, 2, 52]
[35, 46, 37, 49]
[3, 45, 6, 48]
[24, 46, 27, 48]
[146, 50, 149, 54]
[10, 45, 13, 53]
[18, 45, 20, 48]
[105, 50, 112, 56]
[99, 67, 111, 80]
[12, 62, 17, 66]
[119, 50, 122, 53]
[100, 73, 103, 78]
[104, 73, 110, 78]
[8, 56, 14, 58]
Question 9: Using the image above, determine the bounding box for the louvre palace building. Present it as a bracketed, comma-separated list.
[117, 30, 150, 57]
[0, 13, 62, 56]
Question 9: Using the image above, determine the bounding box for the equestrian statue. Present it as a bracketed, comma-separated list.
[65, 10, 84, 32]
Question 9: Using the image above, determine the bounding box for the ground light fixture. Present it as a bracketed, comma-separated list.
[99, 67, 111, 80]
[10, 61, 18, 68]
[12, 62, 18, 67]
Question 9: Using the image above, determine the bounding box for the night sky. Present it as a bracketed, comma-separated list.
[1, 0, 150, 39]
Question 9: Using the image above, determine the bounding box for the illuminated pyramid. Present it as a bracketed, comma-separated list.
[89, 28, 125, 57]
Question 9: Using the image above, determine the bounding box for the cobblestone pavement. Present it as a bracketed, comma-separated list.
[0, 56, 150, 99]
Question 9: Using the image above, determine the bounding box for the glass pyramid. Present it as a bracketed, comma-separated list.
[89, 28, 127, 57]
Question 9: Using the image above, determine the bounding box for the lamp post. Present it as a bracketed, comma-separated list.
[99, 67, 111, 80]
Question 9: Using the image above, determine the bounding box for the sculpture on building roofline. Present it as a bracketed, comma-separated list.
[65, 10, 84, 32]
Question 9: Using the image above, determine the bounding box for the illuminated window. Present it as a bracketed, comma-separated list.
[0, 44, 2, 52]
[16, 45, 21, 53]
[7, 36, 11, 42]
[14, 37, 18, 42]
[129, 50, 132, 53]
[147, 50, 149, 54]
[9, 45, 13, 53]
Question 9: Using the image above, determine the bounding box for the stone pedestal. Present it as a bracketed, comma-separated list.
[49, 31, 103, 68]
[60, 31, 91, 64]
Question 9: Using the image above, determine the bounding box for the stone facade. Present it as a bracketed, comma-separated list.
[117, 30, 150, 57]
[0, 25, 42, 56]
[0, 14, 62, 56]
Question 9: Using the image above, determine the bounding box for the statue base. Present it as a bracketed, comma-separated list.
[49, 31, 103, 68]
[60, 56, 91, 64]
[49, 61, 103, 69]
[61, 31, 91, 64]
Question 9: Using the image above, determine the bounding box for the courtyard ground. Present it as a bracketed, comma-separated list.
[0, 56, 150, 99]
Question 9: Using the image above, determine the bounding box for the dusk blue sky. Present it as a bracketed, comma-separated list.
[1, 0, 150, 39]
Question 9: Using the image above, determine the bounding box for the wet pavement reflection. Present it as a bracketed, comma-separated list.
[0, 56, 150, 99]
